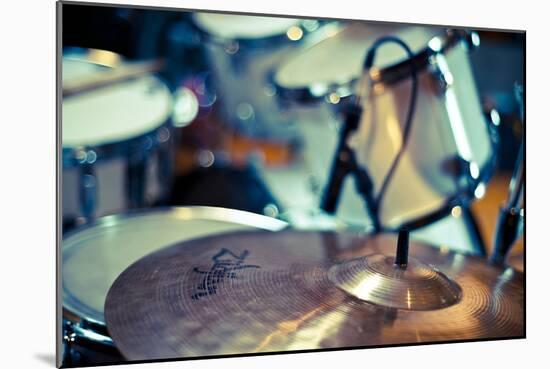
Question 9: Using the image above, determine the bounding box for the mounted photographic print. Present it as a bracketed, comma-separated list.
[58, 1, 525, 367]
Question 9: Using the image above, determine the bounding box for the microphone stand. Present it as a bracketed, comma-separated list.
[321, 35, 416, 234]
[320, 74, 381, 232]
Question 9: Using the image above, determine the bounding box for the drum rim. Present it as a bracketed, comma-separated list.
[61, 206, 288, 328]
[273, 28, 477, 104]
[191, 13, 333, 49]
[61, 60, 174, 167]
[61, 118, 171, 167]
[383, 147, 498, 232]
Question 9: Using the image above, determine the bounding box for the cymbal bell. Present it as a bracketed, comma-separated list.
[328, 254, 462, 310]
[104, 230, 524, 361]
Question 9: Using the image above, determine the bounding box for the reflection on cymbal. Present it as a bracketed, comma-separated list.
[328, 254, 462, 310]
[105, 231, 524, 361]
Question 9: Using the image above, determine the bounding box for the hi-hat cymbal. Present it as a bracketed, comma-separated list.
[104, 230, 524, 361]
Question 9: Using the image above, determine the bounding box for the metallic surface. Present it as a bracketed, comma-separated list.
[62, 206, 288, 353]
[105, 230, 524, 361]
[63, 206, 287, 325]
[490, 84, 524, 266]
[328, 255, 462, 310]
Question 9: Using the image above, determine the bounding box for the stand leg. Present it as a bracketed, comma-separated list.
[321, 147, 353, 214]
[156, 141, 174, 205]
[126, 153, 148, 209]
[78, 163, 97, 221]
[320, 105, 380, 231]
[462, 206, 487, 257]
[349, 153, 381, 232]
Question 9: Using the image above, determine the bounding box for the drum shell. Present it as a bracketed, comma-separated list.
[61, 58, 175, 220]
[270, 24, 496, 231]
[62, 138, 169, 220]
[193, 16, 328, 141]
[349, 41, 494, 228]
[203, 39, 292, 138]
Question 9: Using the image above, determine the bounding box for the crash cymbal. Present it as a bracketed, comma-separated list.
[105, 230, 524, 361]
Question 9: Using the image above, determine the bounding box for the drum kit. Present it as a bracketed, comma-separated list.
[60, 11, 524, 367]
[62, 50, 176, 222]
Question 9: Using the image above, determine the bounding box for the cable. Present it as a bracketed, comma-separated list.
[361, 36, 419, 222]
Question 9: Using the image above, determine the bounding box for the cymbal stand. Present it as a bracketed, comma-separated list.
[490, 84, 525, 266]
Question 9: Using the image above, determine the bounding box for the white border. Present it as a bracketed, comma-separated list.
[0, 0, 545, 368]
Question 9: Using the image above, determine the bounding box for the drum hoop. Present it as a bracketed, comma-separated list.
[274, 28, 473, 105]
[61, 118, 171, 167]
[61, 63, 174, 167]
[191, 15, 334, 50]
[385, 147, 497, 232]
[61, 206, 288, 329]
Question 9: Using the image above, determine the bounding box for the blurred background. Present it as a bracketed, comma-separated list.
[60, 3, 525, 366]
[61, 3, 524, 264]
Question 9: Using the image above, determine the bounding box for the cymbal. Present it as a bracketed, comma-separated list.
[328, 254, 462, 310]
[105, 230, 524, 361]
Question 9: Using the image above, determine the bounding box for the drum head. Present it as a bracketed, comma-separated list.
[274, 22, 443, 93]
[193, 12, 300, 40]
[62, 58, 172, 148]
[62, 207, 287, 326]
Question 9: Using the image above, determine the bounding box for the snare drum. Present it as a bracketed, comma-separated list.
[62, 53, 174, 222]
[191, 12, 331, 141]
[61, 206, 287, 365]
[273, 22, 496, 231]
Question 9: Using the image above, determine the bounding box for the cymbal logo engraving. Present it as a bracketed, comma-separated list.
[191, 248, 260, 300]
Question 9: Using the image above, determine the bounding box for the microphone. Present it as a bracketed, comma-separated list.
[320, 44, 379, 226]
[321, 34, 417, 235]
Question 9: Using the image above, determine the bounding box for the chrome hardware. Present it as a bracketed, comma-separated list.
[79, 164, 97, 221]
[224, 40, 239, 54]
[490, 84, 524, 266]
[428, 54, 454, 95]
[457, 30, 481, 52]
